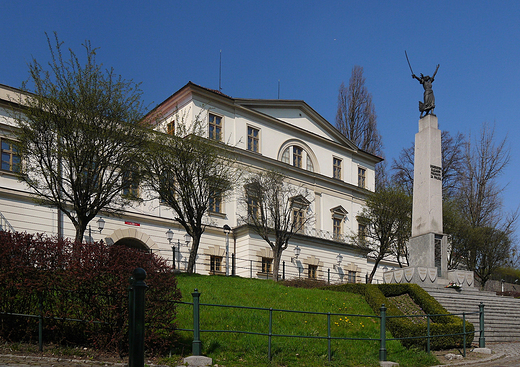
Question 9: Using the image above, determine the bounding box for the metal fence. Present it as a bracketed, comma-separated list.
[177, 290, 486, 362]
[171, 252, 364, 284]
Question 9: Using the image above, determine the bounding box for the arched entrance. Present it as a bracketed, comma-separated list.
[104, 228, 159, 253]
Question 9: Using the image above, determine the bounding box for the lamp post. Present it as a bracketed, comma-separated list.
[291, 245, 301, 264]
[334, 253, 343, 270]
[223, 225, 231, 276]
[184, 233, 192, 271]
[88, 217, 105, 243]
[166, 229, 174, 269]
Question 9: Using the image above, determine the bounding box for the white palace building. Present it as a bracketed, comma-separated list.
[0, 81, 394, 283]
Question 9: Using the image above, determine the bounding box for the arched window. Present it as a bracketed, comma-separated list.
[279, 142, 317, 173]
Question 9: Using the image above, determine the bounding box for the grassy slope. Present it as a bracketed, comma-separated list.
[167, 274, 438, 367]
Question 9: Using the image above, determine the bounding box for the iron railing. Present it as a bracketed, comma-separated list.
[178, 290, 485, 362]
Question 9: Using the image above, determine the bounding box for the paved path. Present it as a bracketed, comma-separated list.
[435, 342, 520, 367]
[1, 343, 520, 366]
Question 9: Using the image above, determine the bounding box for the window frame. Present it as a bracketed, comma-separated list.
[333, 157, 342, 180]
[333, 217, 342, 239]
[308, 264, 318, 279]
[261, 257, 273, 274]
[209, 191, 223, 214]
[210, 255, 223, 274]
[166, 120, 175, 135]
[247, 125, 260, 153]
[293, 146, 303, 168]
[358, 166, 366, 188]
[208, 113, 223, 141]
[1, 138, 21, 174]
[347, 270, 357, 283]
[121, 170, 140, 200]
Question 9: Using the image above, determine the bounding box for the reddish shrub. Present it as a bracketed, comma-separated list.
[0, 231, 180, 356]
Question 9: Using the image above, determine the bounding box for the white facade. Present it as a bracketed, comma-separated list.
[0, 82, 386, 283]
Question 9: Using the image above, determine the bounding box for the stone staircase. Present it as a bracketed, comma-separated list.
[424, 285, 520, 343]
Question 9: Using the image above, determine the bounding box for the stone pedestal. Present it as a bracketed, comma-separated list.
[384, 114, 474, 287]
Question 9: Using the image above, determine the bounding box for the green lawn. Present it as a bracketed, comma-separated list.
[163, 274, 439, 367]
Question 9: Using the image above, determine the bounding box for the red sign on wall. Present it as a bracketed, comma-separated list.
[125, 221, 140, 226]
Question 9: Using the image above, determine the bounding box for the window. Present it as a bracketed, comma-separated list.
[281, 147, 290, 164]
[247, 126, 259, 152]
[291, 195, 310, 233]
[358, 167, 366, 188]
[293, 146, 302, 168]
[333, 218, 342, 239]
[293, 208, 305, 232]
[306, 155, 314, 172]
[210, 255, 222, 274]
[280, 144, 315, 172]
[167, 121, 175, 135]
[261, 257, 273, 274]
[122, 170, 140, 199]
[358, 224, 367, 243]
[247, 196, 260, 220]
[209, 113, 222, 141]
[1, 139, 21, 173]
[347, 271, 357, 283]
[209, 192, 222, 213]
[308, 264, 318, 279]
[331, 206, 347, 241]
[333, 157, 342, 179]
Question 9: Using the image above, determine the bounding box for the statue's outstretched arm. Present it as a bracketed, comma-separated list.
[432, 64, 440, 79]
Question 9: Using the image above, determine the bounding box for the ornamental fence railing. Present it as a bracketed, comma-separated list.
[177, 289, 486, 362]
[170, 251, 366, 284]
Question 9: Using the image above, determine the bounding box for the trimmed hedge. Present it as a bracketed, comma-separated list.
[0, 231, 181, 356]
[323, 283, 474, 350]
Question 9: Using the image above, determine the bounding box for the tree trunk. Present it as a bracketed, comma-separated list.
[187, 235, 200, 274]
[74, 220, 87, 244]
[272, 246, 282, 281]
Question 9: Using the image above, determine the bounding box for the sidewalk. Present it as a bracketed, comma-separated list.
[1, 343, 519, 366]
[434, 342, 520, 367]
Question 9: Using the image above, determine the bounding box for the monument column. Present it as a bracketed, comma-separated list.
[408, 114, 447, 278]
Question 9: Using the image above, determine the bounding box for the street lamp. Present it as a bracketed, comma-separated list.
[291, 245, 301, 264]
[88, 217, 105, 243]
[333, 253, 343, 270]
[166, 229, 175, 269]
[223, 224, 231, 276]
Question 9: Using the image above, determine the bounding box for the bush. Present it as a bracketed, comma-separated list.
[0, 231, 180, 356]
[323, 283, 474, 350]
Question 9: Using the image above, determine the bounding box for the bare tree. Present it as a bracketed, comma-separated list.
[144, 113, 236, 273]
[458, 123, 511, 228]
[451, 123, 517, 286]
[239, 170, 313, 281]
[11, 33, 147, 242]
[335, 65, 383, 158]
[352, 184, 411, 283]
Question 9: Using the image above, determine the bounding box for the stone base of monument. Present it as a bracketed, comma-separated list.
[383, 267, 474, 288]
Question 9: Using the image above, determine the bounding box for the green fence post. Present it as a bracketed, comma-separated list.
[328, 268, 330, 285]
[427, 315, 431, 354]
[129, 268, 148, 367]
[327, 312, 332, 362]
[379, 304, 387, 361]
[463, 312, 467, 357]
[268, 308, 273, 361]
[192, 289, 202, 356]
[479, 302, 485, 348]
[283, 261, 285, 280]
[38, 292, 44, 352]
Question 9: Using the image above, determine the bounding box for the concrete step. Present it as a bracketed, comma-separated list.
[424, 286, 520, 343]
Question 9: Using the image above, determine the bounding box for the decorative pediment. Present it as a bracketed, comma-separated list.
[330, 205, 348, 219]
[291, 194, 310, 208]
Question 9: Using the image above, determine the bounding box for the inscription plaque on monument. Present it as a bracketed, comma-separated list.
[430, 165, 442, 181]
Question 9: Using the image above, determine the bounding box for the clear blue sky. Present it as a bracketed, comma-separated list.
[2, 1, 519, 239]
